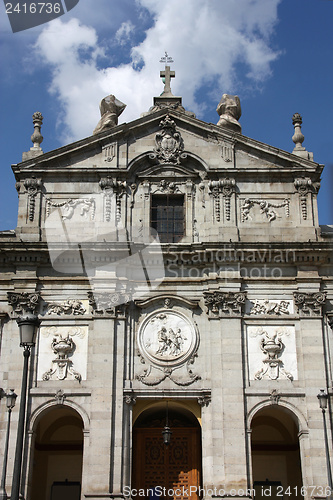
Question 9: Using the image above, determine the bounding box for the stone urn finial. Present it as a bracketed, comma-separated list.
[31, 111, 44, 149]
[292, 113, 305, 151]
[291, 112, 313, 160]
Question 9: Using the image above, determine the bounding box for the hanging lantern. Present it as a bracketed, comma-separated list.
[162, 401, 172, 445]
[162, 425, 172, 446]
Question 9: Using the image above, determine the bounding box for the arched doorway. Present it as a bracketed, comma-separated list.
[251, 406, 303, 499]
[132, 405, 202, 500]
[30, 406, 83, 500]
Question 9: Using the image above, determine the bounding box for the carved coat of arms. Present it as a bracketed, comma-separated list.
[152, 115, 184, 164]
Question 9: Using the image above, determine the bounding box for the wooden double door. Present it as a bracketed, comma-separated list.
[133, 426, 201, 500]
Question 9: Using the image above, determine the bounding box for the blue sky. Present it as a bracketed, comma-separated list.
[0, 0, 332, 231]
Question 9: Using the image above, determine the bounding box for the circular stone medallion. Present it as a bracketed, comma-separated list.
[138, 310, 198, 368]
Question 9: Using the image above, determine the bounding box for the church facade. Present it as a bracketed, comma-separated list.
[0, 67, 333, 500]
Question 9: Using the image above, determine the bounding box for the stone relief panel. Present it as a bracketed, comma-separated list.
[247, 299, 293, 315]
[138, 311, 197, 367]
[37, 326, 88, 382]
[241, 198, 290, 223]
[247, 325, 297, 381]
[136, 309, 200, 386]
[44, 299, 88, 316]
[45, 197, 96, 221]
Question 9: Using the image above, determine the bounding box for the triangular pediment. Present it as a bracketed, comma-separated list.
[12, 107, 321, 182]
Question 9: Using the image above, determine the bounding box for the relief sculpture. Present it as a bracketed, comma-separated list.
[155, 325, 187, 357]
[248, 326, 297, 382]
[38, 326, 88, 382]
[249, 299, 291, 315]
[136, 310, 200, 386]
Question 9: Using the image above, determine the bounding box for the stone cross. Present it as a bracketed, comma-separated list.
[160, 66, 175, 95]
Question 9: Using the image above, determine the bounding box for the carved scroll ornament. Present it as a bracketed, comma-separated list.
[88, 291, 131, 317]
[7, 292, 41, 315]
[204, 291, 246, 317]
[294, 291, 326, 316]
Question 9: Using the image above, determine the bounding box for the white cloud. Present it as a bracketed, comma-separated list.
[34, 0, 282, 143]
[115, 21, 135, 46]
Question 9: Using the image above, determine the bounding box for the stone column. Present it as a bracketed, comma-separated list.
[298, 429, 313, 500]
[220, 316, 248, 492]
[110, 311, 128, 499]
[198, 395, 213, 494]
[203, 291, 248, 497]
[83, 316, 114, 499]
[123, 396, 136, 494]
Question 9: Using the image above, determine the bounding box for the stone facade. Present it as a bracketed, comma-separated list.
[0, 73, 333, 500]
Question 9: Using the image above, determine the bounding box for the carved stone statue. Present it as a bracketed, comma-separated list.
[216, 94, 241, 132]
[93, 95, 126, 135]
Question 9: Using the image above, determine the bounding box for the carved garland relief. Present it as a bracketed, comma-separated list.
[45, 197, 96, 220]
[241, 198, 290, 222]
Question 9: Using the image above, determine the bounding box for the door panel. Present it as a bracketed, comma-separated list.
[133, 427, 201, 500]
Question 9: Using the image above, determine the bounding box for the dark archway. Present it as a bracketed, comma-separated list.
[132, 405, 202, 500]
[30, 406, 83, 500]
[251, 406, 303, 500]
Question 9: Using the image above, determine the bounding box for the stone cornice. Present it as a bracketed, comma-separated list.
[0, 241, 332, 267]
[0, 239, 332, 251]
